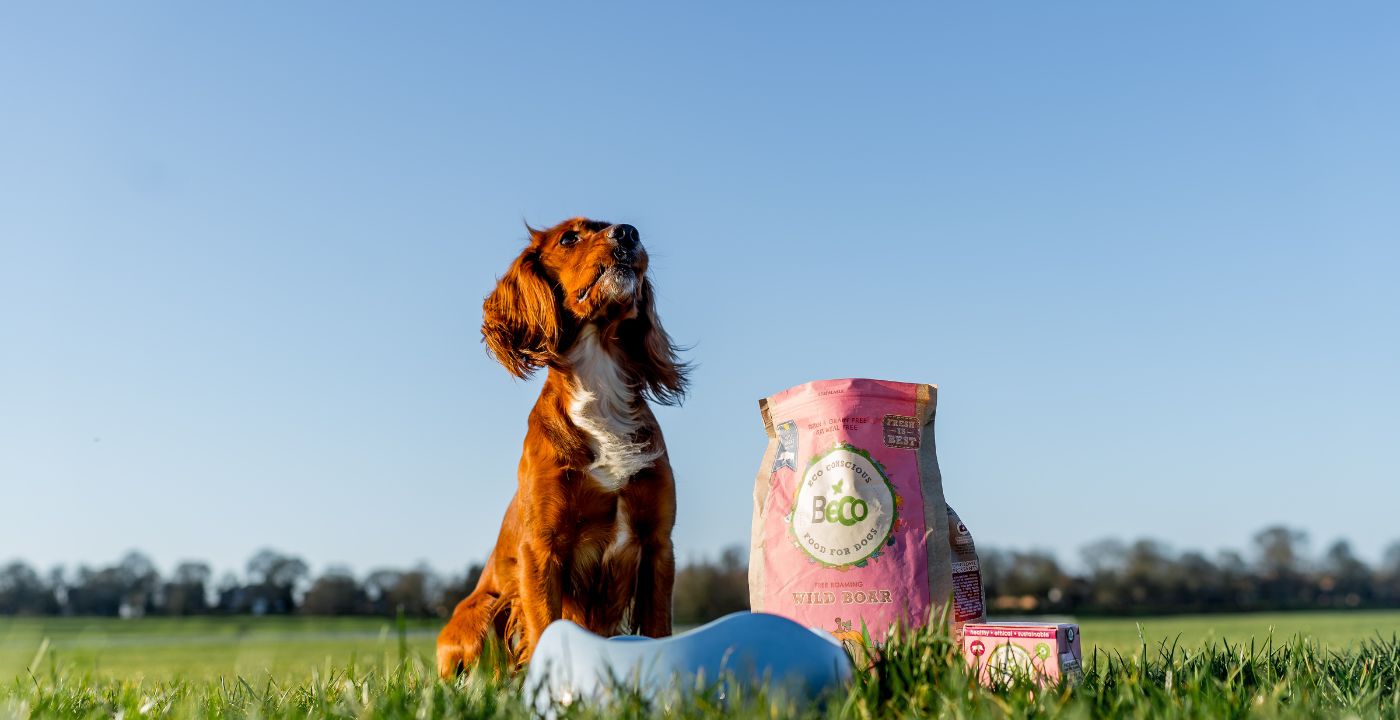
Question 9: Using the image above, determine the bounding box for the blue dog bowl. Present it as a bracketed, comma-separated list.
[524, 611, 853, 713]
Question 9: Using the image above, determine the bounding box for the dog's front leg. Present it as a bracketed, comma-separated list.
[517, 542, 563, 660]
[635, 538, 674, 638]
[517, 489, 568, 661]
[627, 466, 676, 638]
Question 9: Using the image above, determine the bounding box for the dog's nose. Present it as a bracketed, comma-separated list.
[607, 224, 639, 259]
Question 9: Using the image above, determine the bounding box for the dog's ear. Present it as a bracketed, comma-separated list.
[482, 249, 561, 378]
[621, 277, 690, 405]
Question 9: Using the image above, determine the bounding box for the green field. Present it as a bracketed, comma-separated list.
[1082, 609, 1400, 655]
[4, 611, 1396, 681]
[0, 616, 440, 681]
[3, 611, 1399, 718]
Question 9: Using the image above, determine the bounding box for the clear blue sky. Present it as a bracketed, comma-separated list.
[2, 3, 1397, 580]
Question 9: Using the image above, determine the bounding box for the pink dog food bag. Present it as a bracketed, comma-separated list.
[749, 378, 985, 643]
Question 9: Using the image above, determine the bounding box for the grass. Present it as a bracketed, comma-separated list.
[0, 616, 440, 681]
[2, 611, 1399, 718]
[1080, 610, 1400, 653]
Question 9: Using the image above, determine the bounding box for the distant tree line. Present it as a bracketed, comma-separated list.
[0, 548, 481, 620]
[672, 526, 1400, 619]
[981, 525, 1400, 616]
[3, 525, 1399, 620]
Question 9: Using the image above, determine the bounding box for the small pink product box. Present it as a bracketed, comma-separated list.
[962, 623, 1083, 686]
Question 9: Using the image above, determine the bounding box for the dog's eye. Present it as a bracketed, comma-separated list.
[559, 231, 580, 247]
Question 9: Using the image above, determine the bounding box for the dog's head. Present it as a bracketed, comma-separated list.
[482, 217, 687, 404]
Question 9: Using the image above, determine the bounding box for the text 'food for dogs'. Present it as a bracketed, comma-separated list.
[749, 378, 986, 644]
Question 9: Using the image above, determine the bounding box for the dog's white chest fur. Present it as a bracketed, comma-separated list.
[566, 326, 660, 492]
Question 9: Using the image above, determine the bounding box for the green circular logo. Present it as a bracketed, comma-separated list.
[987, 644, 1034, 684]
[790, 443, 897, 568]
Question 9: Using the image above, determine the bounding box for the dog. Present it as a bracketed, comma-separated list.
[437, 218, 688, 677]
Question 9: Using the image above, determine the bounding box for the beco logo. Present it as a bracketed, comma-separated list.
[814, 493, 868, 526]
[790, 443, 897, 568]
